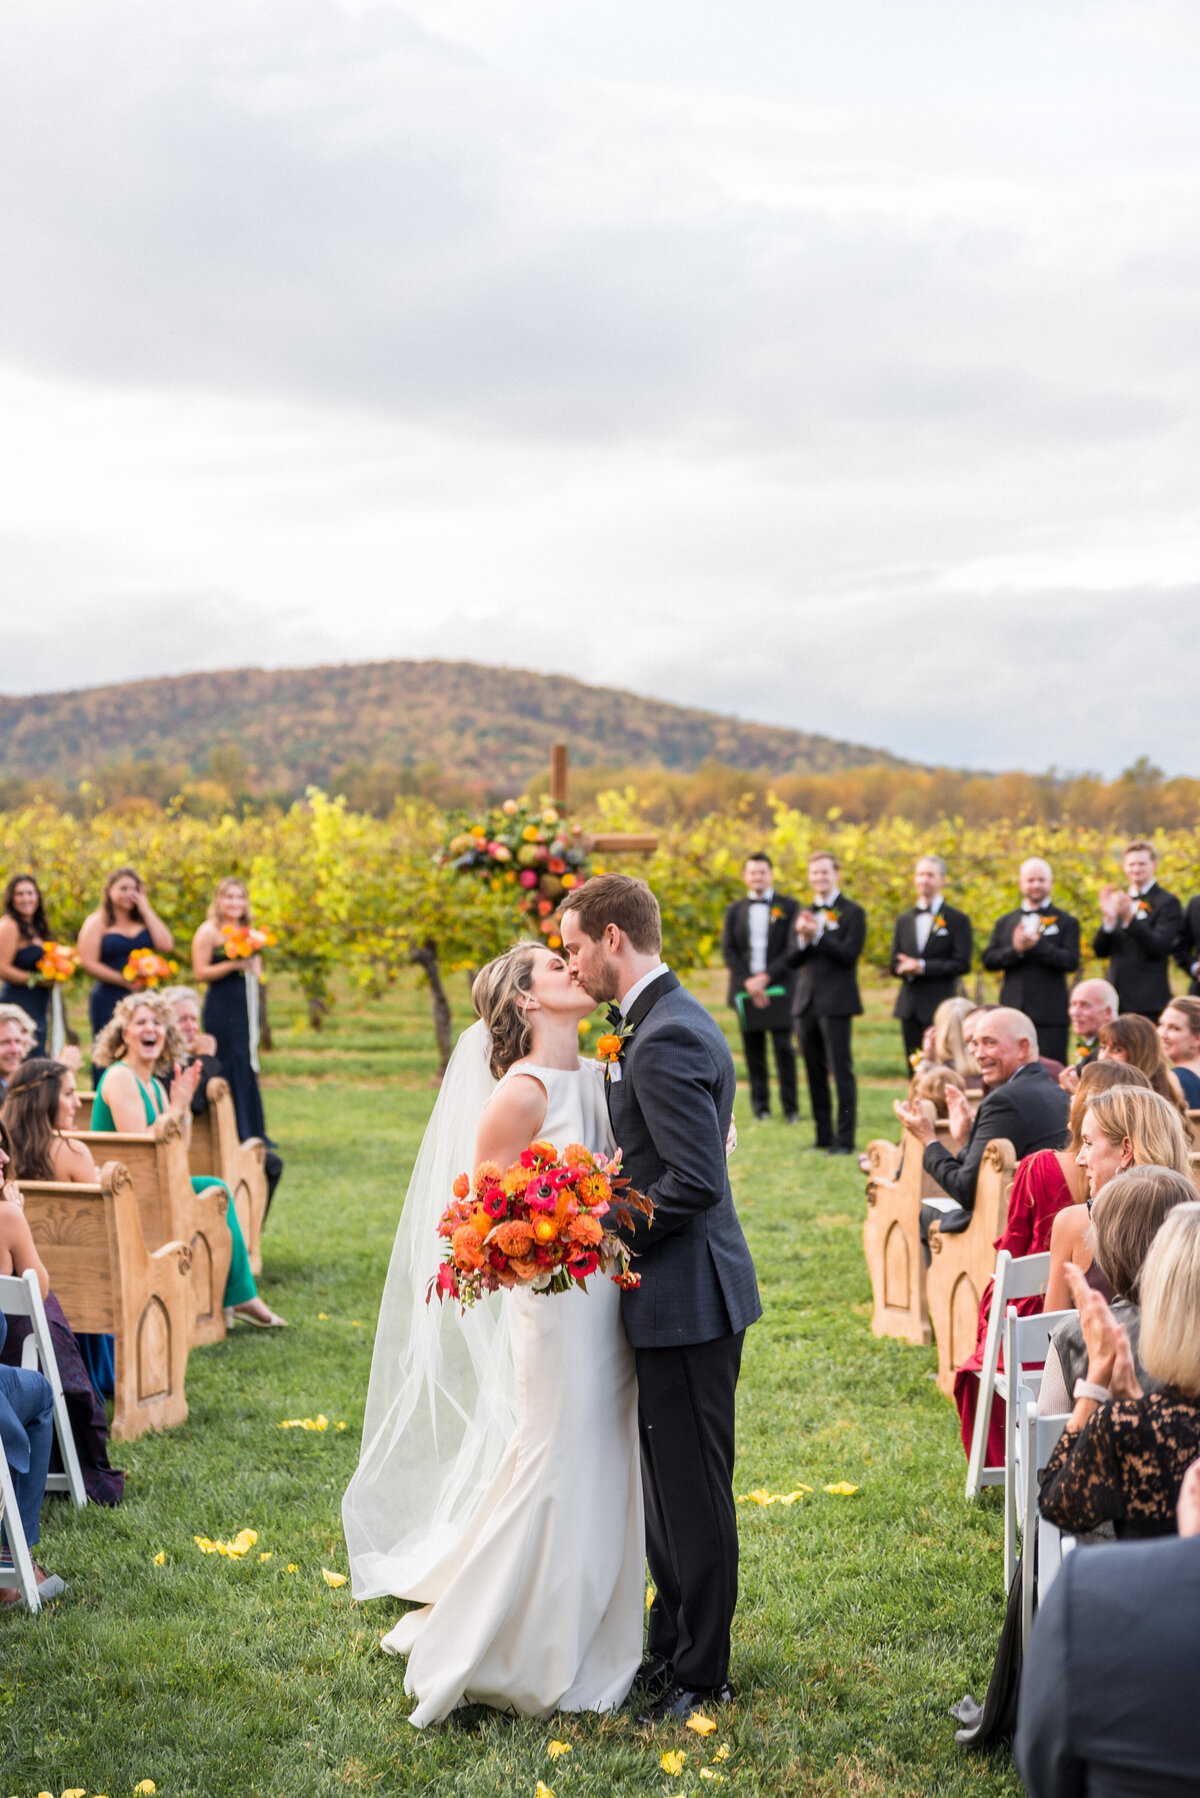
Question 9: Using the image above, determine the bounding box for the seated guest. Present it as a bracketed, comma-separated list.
[1016, 1455, 1200, 1798]
[1039, 1163, 1195, 1417]
[92, 993, 284, 1333]
[1046, 1086, 1193, 1310]
[1093, 839, 1183, 1022]
[894, 1008, 1070, 1234]
[1059, 977, 1119, 1090]
[0, 1005, 35, 1102]
[1158, 996, 1200, 1109]
[0, 1105, 124, 1504]
[953, 1060, 1147, 1466]
[930, 997, 983, 1091]
[0, 1306, 62, 1605]
[164, 986, 283, 1215]
[981, 856, 1080, 1064]
[1098, 1012, 1191, 1121]
[1038, 1205, 1200, 1538]
[0, 875, 55, 1054]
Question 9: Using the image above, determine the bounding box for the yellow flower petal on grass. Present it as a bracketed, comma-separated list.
[737, 1486, 812, 1505]
[287, 1563, 299, 1573]
[699, 1770, 724, 1783]
[546, 1741, 572, 1759]
[686, 1712, 717, 1736]
[153, 1551, 165, 1566]
[61, 1787, 87, 1796]
[322, 1568, 347, 1587]
[645, 1582, 655, 1609]
[317, 1312, 330, 1319]
[260, 1551, 273, 1561]
[535, 1784, 555, 1798]
[824, 1481, 859, 1495]
[661, 1750, 687, 1775]
[711, 1744, 730, 1761]
[135, 1784, 157, 1795]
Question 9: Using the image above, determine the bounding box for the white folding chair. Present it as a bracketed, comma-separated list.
[965, 1250, 1052, 1502]
[1019, 1400, 1075, 1645]
[0, 1270, 87, 1507]
[1003, 1304, 1073, 1590]
[0, 1436, 41, 1612]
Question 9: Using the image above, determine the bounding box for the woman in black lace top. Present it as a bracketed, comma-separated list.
[1039, 1203, 1200, 1537]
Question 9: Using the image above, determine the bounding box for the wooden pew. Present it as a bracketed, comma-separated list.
[927, 1137, 1017, 1399]
[67, 1115, 232, 1348]
[20, 1162, 192, 1441]
[862, 1120, 956, 1349]
[187, 1079, 269, 1279]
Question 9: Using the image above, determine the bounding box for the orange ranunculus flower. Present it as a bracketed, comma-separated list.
[452, 1173, 471, 1200]
[473, 1160, 501, 1191]
[451, 1225, 485, 1270]
[529, 1140, 555, 1162]
[502, 1163, 527, 1195]
[510, 1256, 541, 1281]
[596, 1034, 623, 1062]
[561, 1143, 591, 1167]
[469, 1206, 492, 1239]
[532, 1216, 558, 1245]
[494, 1220, 534, 1257]
[568, 1214, 603, 1246]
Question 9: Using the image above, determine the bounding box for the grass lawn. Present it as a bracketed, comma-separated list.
[1, 968, 1021, 1798]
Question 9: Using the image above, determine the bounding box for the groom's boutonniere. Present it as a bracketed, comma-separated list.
[770, 906, 784, 922]
[597, 1020, 634, 1083]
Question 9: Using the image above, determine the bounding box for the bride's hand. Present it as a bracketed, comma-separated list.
[725, 1119, 738, 1158]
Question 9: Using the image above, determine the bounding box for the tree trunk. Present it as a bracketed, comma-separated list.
[412, 938, 452, 1077]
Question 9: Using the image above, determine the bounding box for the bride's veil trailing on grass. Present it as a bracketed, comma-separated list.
[342, 1018, 515, 1600]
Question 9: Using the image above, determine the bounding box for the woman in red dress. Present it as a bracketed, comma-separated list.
[953, 1059, 1151, 1465]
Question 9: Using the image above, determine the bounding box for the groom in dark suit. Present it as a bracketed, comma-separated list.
[561, 875, 762, 1725]
[720, 853, 800, 1121]
[889, 855, 973, 1067]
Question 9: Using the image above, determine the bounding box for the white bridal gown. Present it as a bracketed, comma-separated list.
[382, 1060, 645, 1727]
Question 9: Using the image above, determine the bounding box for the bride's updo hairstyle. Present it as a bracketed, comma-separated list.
[472, 944, 541, 1080]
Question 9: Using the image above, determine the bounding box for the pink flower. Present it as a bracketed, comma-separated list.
[519, 870, 539, 888]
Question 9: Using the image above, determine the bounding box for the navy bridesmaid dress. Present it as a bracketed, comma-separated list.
[88, 927, 154, 1038]
[202, 952, 268, 1141]
[0, 941, 49, 1053]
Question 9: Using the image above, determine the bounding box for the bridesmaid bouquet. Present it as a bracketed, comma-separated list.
[221, 923, 278, 959]
[429, 1141, 653, 1310]
[122, 948, 179, 990]
[28, 942, 79, 986]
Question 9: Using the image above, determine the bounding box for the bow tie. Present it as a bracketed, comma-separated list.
[749, 897, 769, 906]
[605, 1003, 623, 1029]
[812, 902, 827, 912]
[1021, 906, 1046, 916]
[917, 904, 932, 913]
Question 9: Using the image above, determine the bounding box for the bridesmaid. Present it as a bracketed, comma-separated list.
[77, 866, 174, 1044]
[0, 875, 52, 1054]
[191, 878, 269, 1143]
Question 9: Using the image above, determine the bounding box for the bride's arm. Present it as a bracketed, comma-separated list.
[472, 1074, 548, 1173]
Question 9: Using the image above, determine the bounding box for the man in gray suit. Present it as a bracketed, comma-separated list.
[561, 875, 761, 1725]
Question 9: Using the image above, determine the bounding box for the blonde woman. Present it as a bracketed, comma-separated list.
[932, 997, 982, 1087]
[191, 878, 267, 1141]
[1045, 1086, 1192, 1312]
[1039, 1203, 1200, 1537]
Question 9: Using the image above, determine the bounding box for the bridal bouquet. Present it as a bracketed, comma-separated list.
[28, 942, 79, 986]
[221, 923, 278, 959]
[429, 1140, 652, 1309]
[122, 948, 179, 990]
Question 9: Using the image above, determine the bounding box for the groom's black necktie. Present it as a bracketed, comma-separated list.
[605, 1003, 623, 1029]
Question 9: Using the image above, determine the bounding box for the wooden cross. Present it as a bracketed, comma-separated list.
[550, 744, 658, 854]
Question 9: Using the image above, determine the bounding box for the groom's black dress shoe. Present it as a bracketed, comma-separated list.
[637, 1680, 735, 1726]
[629, 1654, 673, 1698]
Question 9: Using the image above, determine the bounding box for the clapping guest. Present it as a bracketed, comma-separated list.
[1092, 839, 1183, 1020]
[1058, 976, 1119, 1094]
[720, 855, 799, 1122]
[981, 858, 1080, 1064]
[0, 1005, 35, 1102]
[0, 876, 54, 1054]
[0, 1085, 125, 1503]
[788, 851, 865, 1154]
[1158, 997, 1200, 1108]
[1045, 1085, 1191, 1311]
[165, 985, 283, 1215]
[889, 855, 972, 1070]
[1098, 1013, 1191, 1122]
[77, 866, 174, 1042]
[1038, 1205, 1200, 1538]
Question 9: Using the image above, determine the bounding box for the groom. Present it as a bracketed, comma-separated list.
[561, 875, 762, 1723]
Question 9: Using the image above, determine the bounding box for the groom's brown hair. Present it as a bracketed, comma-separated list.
[561, 874, 662, 954]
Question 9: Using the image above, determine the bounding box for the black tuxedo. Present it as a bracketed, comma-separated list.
[606, 969, 761, 1690]
[1092, 882, 1183, 1018]
[721, 892, 799, 1118]
[922, 1061, 1070, 1220]
[787, 892, 865, 1149]
[1174, 895, 1200, 996]
[890, 901, 973, 1060]
[981, 902, 1080, 1063]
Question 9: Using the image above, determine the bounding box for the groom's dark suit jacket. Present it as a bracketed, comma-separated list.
[607, 971, 762, 1349]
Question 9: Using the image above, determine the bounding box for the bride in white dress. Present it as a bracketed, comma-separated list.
[342, 942, 644, 1726]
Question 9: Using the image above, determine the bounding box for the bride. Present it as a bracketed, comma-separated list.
[342, 941, 644, 1726]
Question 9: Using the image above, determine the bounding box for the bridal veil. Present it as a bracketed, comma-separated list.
[342, 1019, 516, 1600]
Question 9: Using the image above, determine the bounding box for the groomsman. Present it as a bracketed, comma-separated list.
[1060, 978, 1118, 1087]
[889, 856, 973, 1066]
[981, 858, 1080, 1064]
[1174, 892, 1200, 996]
[1092, 840, 1183, 1020]
[788, 851, 865, 1154]
[721, 854, 800, 1121]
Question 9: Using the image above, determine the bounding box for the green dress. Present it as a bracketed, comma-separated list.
[92, 1067, 257, 1307]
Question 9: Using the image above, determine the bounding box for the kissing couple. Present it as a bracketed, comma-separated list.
[342, 874, 762, 1727]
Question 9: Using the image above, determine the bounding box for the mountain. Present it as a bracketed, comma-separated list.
[0, 659, 909, 795]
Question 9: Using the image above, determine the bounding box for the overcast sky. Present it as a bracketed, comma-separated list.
[2, 0, 1199, 774]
